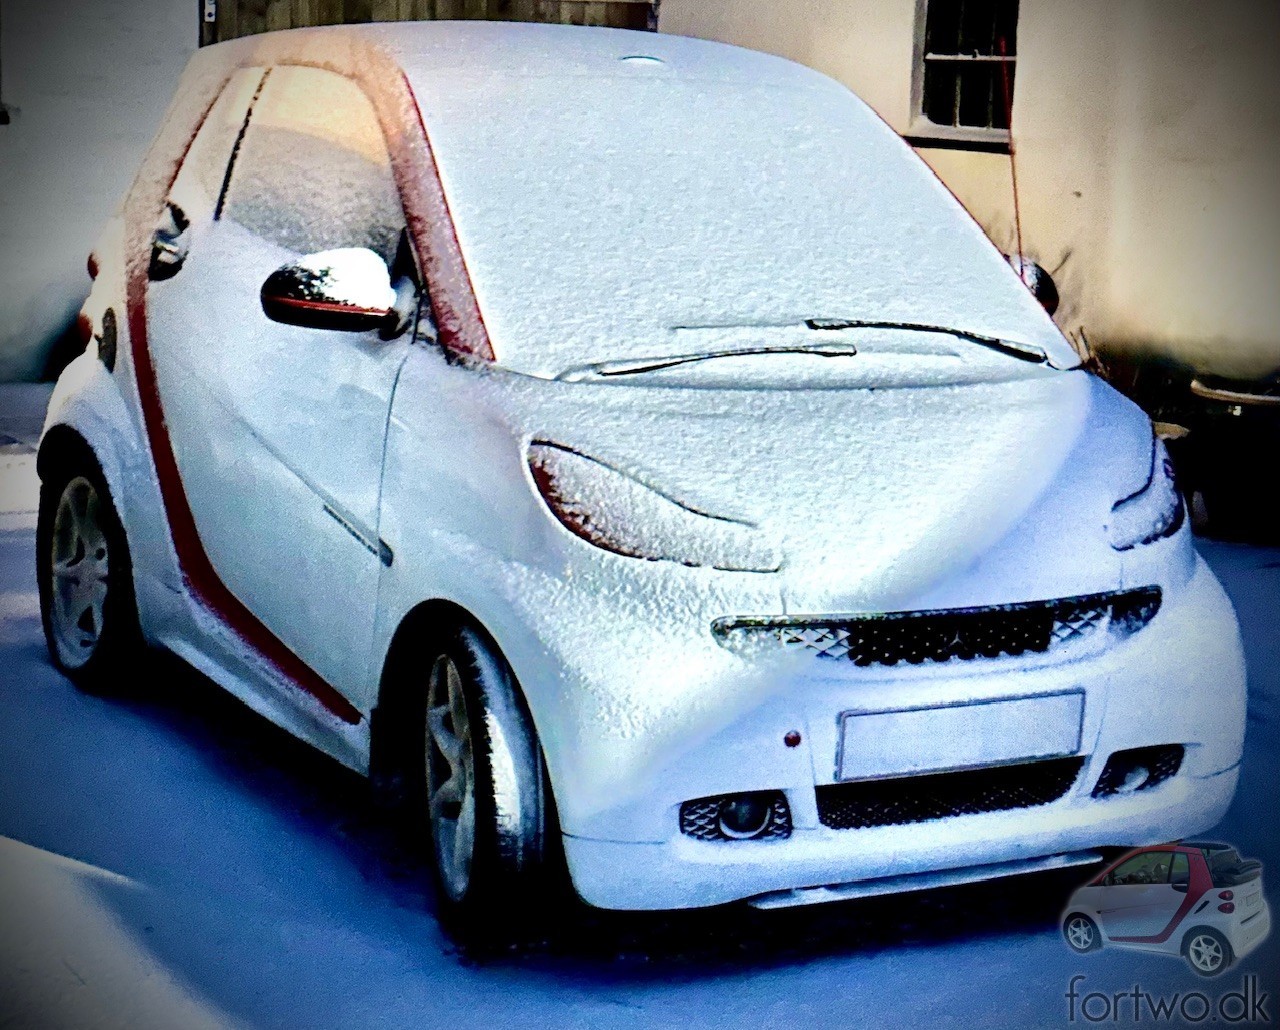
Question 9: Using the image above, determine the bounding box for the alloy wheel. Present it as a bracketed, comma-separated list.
[48, 476, 110, 669]
[1066, 916, 1096, 951]
[425, 653, 476, 902]
[1188, 933, 1225, 974]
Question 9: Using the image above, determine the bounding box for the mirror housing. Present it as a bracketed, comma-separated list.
[1006, 254, 1060, 317]
[261, 248, 398, 333]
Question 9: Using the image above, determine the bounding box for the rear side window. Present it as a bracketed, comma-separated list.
[169, 67, 266, 224]
[1206, 848, 1244, 887]
[1170, 851, 1190, 887]
[220, 66, 404, 265]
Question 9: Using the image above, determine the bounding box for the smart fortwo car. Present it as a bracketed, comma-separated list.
[1063, 843, 1269, 976]
[38, 23, 1247, 935]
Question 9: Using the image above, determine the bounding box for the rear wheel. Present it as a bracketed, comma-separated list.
[1198, 477, 1247, 538]
[394, 622, 561, 943]
[1183, 927, 1233, 977]
[36, 447, 143, 690]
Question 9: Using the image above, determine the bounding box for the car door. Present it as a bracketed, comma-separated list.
[1096, 850, 1181, 939]
[146, 65, 415, 704]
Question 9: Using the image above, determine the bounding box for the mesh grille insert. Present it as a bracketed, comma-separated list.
[1092, 745, 1185, 798]
[714, 588, 1160, 667]
[816, 757, 1086, 830]
[680, 792, 792, 842]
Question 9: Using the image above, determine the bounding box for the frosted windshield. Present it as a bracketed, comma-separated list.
[411, 71, 1077, 377]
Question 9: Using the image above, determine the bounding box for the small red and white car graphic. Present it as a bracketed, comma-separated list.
[1063, 841, 1270, 976]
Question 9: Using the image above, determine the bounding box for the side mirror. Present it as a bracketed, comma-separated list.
[1006, 254, 1060, 317]
[261, 248, 399, 333]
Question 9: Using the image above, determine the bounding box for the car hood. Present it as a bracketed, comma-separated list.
[484, 361, 1157, 613]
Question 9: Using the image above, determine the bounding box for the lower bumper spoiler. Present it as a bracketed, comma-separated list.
[747, 849, 1105, 910]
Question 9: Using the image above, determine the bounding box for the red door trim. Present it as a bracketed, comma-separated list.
[121, 45, 497, 731]
[126, 76, 363, 727]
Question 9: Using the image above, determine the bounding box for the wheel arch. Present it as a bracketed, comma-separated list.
[1180, 923, 1226, 954]
[1063, 910, 1103, 950]
[370, 599, 560, 828]
[37, 423, 134, 578]
[38, 423, 110, 486]
[38, 348, 148, 558]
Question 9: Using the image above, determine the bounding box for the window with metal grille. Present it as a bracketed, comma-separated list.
[912, 0, 1018, 145]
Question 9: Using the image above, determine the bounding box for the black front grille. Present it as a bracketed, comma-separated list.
[713, 588, 1161, 667]
[816, 757, 1086, 830]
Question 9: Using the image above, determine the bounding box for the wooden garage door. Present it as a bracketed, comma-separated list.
[201, 0, 657, 45]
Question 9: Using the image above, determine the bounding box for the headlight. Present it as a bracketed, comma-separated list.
[1107, 438, 1185, 551]
[527, 442, 780, 572]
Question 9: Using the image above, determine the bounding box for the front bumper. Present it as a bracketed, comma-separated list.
[539, 555, 1245, 911]
[565, 766, 1239, 910]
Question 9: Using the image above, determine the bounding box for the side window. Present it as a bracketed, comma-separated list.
[1170, 852, 1191, 887]
[220, 66, 405, 265]
[169, 68, 266, 224]
[1108, 852, 1172, 886]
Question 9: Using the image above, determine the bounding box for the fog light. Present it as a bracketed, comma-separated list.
[1092, 745, 1184, 798]
[679, 790, 792, 842]
[718, 795, 773, 839]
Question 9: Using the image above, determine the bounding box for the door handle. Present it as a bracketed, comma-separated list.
[149, 202, 191, 281]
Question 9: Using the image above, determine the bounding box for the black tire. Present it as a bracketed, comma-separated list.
[1182, 926, 1234, 977]
[36, 440, 144, 692]
[1197, 479, 1245, 539]
[390, 621, 561, 944]
[1062, 913, 1102, 954]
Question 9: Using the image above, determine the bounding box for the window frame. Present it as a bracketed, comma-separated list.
[906, 0, 1017, 153]
[1106, 851, 1173, 887]
[217, 64, 409, 267]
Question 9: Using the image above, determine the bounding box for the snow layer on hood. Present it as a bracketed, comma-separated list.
[400, 25, 1081, 376]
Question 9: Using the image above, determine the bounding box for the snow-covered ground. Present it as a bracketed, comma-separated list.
[0, 386, 1275, 1028]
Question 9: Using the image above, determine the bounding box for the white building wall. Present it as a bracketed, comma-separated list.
[660, 0, 1280, 378]
[0, 0, 194, 381]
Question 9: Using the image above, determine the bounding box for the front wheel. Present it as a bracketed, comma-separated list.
[36, 446, 143, 690]
[408, 623, 561, 942]
[1063, 913, 1102, 954]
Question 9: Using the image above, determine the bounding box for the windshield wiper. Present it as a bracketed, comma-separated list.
[804, 318, 1047, 364]
[557, 342, 859, 382]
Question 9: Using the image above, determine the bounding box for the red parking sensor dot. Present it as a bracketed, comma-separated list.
[784, 730, 802, 748]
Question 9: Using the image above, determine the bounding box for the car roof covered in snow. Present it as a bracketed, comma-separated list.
[160, 23, 1081, 375]
[380, 20, 815, 85]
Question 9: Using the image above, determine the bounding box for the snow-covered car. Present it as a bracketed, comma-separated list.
[1062, 842, 1270, 976]
[38, 22, 1247, 935]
